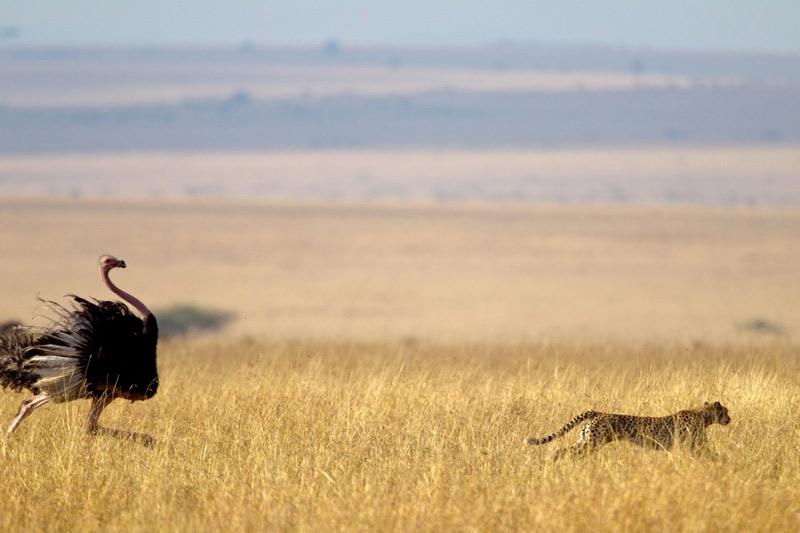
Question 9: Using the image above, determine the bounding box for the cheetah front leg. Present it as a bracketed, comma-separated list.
[687, 431, 719, 459]
[690, 445, 721, 460]
[689, 440, 721, 460]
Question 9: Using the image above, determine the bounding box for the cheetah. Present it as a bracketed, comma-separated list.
[525, 401, 730, 460]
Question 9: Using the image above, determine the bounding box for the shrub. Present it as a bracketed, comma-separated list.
[155, 304, 234, 337]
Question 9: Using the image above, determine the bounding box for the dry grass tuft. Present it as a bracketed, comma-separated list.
[2, 339, 799, 531]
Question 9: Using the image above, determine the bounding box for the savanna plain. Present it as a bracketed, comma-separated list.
[1, 199, 799, 531]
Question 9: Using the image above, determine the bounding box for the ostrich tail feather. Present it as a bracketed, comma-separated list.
[21, 298, 94, 401]
[0, 298, 93, 401]
[0, 324, 39, 392]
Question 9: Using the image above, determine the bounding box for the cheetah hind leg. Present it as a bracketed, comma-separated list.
[552, 440, 596, 461]
[552, 424, 599, 461]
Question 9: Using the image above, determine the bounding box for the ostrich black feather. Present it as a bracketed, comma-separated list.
[0, 296, 159, 403]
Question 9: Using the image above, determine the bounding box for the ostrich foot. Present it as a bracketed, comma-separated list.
[90, 426, 156, 448]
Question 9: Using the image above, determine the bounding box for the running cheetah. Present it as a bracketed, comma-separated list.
[525, 401, 730, 460]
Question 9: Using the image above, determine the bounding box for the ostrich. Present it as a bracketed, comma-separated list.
[0, 255, 158, 437]
[0, 320, 21, 334]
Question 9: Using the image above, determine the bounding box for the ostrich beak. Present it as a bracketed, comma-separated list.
[117, 260, 127, 268]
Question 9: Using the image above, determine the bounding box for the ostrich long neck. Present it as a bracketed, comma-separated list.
[101, 267, 151, 318]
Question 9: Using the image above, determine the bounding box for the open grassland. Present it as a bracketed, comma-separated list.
[1, 199, 797, 529]
[0, 199, 798, 344]
[1, 339, 799, 531]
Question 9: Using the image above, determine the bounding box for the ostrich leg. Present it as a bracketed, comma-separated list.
[86, 395, 114, 433]
[85, 395, 154, 446]
[7, 393, 50, 434]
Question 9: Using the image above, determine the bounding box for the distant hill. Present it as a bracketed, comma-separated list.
[5, 43, 800, 81]
[0, 85, 797, 153]
[0, 44, 799, 154]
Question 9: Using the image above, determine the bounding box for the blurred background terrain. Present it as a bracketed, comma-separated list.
[0, 1, 798, 343]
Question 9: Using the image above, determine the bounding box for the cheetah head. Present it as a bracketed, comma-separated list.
[704, 401, 731, 425]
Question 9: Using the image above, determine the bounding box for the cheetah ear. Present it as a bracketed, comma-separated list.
[704, 401, 710, 407]
[714, 401, 721, 407]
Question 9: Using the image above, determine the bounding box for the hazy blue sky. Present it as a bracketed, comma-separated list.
[2, 1, 799, 53]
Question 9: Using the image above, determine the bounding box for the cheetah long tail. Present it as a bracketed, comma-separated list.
[525, 411, 598, 445]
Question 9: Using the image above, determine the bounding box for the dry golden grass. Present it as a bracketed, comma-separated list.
[1, 339, 799, 531]
[1, 199, 798, 529]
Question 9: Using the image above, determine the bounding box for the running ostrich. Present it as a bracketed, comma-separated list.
[0, 255, 158, 436]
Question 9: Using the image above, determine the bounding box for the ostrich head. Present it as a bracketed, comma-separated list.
[99, 255, 127, 271]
